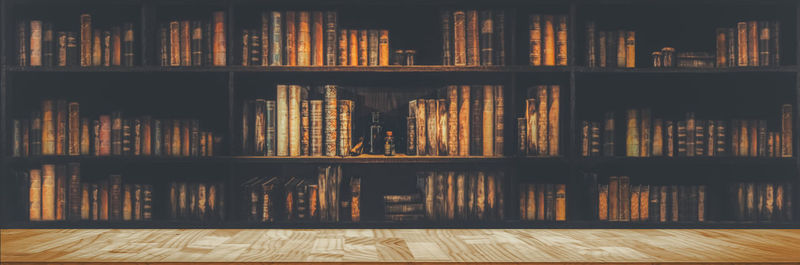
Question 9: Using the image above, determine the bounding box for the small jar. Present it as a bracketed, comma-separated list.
[404, 50, 416, 65]
[661, 47, 675, 67]
[393, 50, 405, 65]
[384, 131, 395, 156]
[651, 51, 662, 67]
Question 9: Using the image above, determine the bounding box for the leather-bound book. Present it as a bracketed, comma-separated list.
[536, 182, 546, 220]
[41, 101, 55, 155]
[453, 11, 467, 66]
[271, 11, 283, 65]
[519, 118, 529, 156]
[265, 100, 277, 156]
[597, 184, 608, 221]
[590, 122, 601, 157]
[109, 175, 122, 220]
[749, 120, 757, 157]
[608, 176, 618, 221]
[111, 111, 123, 156]
[163, 120, 172, 156]
[458, 86, 470, 156]
[695, 120, 705, 157]
[648, 186, 659, 222]
[757, 120, 767, 157]
[289, 85, 303, 156]
[368, 30, 379, 66]
[619, 176, 630, 221]
[737, 22, 748, 66]
[669, 185, 678, 222]
[529, 14, 541, 66]
[706, 120, 715, 156]
[122, 23, 134, 66]
[133, 184, 141, 220]
[324, 85, 338, 156]
[493, 10, 505, 65]
[536, 86, 548, 155]
[297, 11, 310, 66]
[310, 100, 324, 156]
[133, 119, 142, 156]
[67, 163, 80, 220]
[169, 21, 180, 66]
[745, 183, 756, 221]
[55, 100, 67, 155]
[494, 85, 505, 156]
[427, 99, 439, 156]
[441, 10, 452, 65]
[640, 108, 651, 157]
[466, 10, 479, 66]
[42, 164, 57, 221]
[17, 21, 28, 66]
[261, 12, 270, 66]
[677, 121, 687, 156]
[586, 21, 596, 67]
[122, 184, 132, 220]
[555, 15, 568, 66]
[285, 11, 297, 66]
[470, 86, 483, 156]
[240, 30, 250, 66]
[348, 29, 358, 66]
[547, 85, 559, 156]
[606, 31, 616, 67]
[415, 100, 427, 156]
[350, 177, 361, 222]
[57, 31, 68, 66]
[212, 11, 226, 66]
[448, 86, 459, 156]
[579, 121, 589, 156]
[652, 119, 663, 156]
[90, 29, 100, 65]
[686, 112, 696, 156]
[171, 119, 181, 156]
[358, 30, 368, 66]
[42, 22, 53, 66]
[626, 109, 639, 157]
[715, 120, 726, 156]
[657, 186, 667, 222]
[29, 169, 42, 221]
[625, 31, 635, 68]
[30, 20, 42, 66]
[770, 21, 780, 65]
[180, 21, 190, 65]
[438, 99, 449, 155]
[324, 11, 337, 66]
[542, 15, 555, 66]
[597, 31, 606, 67]
[482, 85, 495, 156]
[476, 172, 486, 220]
[276, 85, 289, 156]
[747, 21, 758, 66]
[555, 184, 566, 221]
[731, 120, 740, 156]
[781, 104, 792, 157]
[630, 185, 640, 221]
[603, 112, 615, 156]
[379, 30, 389, 66]
[101, 30, 111, 66]
[80, 14, 91, 66]
[181, 120, 190, 156]
[79, 183, 90, 220]
[338, 29, 348, 65]
[301, 100, 310, 156]
[159, 24, 168, 66]
[640, 185, 649, 221]
[67, 102, 80, 155]
[716, 28, 727, 67]
[89, 183, 99, 220]
[759, 21, 770, 66]
[479, 10, 493, 65]
[486, 173, 496, 220]
[338, 100, 353, 156]
[11, 120, 21, 157]
[616, 30, 626, 67]
[312, 12, 324, 66]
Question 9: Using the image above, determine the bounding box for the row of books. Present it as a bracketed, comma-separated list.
[242, 165, 360, 222]
[585, 22, 636, 68]
[11, 101, 217, 157]
[168, 182, 225, 221]
[17, 16, 135, 67]
[519, 183, 567, 221]
[407, 85, 504, 157]
[240, 11, 391, 66]
[383, 194, 422, 221]
[598, 176, 706, 222]
[716, 21, 781, 68]
[579, 105, 793, 157]
[22, 164, 153, 221]
[519, 85, 561, 157]
[159, 12, 227, 66]
[241, 85, 354, 156]
[730, 182, 793, 222]
[441, 10, 507, 66]
[417, 170, 505, 221]
[529, 14, 568, 66]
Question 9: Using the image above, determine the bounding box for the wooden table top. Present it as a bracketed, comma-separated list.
[2, 229, 800, 264]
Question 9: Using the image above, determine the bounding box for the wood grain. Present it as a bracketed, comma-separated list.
[2, 229, 800, 264]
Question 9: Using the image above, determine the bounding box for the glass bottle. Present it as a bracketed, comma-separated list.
[368, 112, 384, 154]
[384, 131, 395, 156]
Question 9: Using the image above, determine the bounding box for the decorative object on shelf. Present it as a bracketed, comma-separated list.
[350, 137, 365, 156]
[521, 85, 560, 157]
[20, 163, 153, 222]
[519, 182, 567, 221]
[531, 14, 568, 66]
[441, 9, 507, 66]
[17, 15, 135, 67]
[391, 50, 417, 66]
[368, 112, 384, 154]
[384, 131, 395, 156]
[585, 21, 634, 68]
[11, 100, 217, 158]
[159, 11, 226, 66]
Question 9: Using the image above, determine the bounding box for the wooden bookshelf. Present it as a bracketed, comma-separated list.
[0, 0, 798, 229]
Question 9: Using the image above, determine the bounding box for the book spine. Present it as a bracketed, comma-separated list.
[494, 85, 504, 156]
[159, 24, 168, 66]
[312, 11, 324, 66]
[448, 86, 459, 156]
[758, 120, 767, 157]
[348, 29, 358, 66]
[640, 185, 650, 221]
[548, 85, 559, 156]
[427, 99, 438, 156]
[759, 21, 770, 66]
[590, 122, 601, 157]
[479, 10, 493, 66]
[338, 100, 352, 156]
[781, 104, 792, 157]
[180, 120, 190, 156]
[749, 119, 757, 157]
[42, 22, 53, 66]
[189, 120, 199, 157]
[169, 21, 180, 66]
[266, 100, 277, 156]
[716, 120, 727, 156]
[368, 29, 379, 66]
[301, 100, 310, 156]
[213, 11, 226, 66]
[470, 86, 483, 156]
[526, 98, 537, 155]
[640, 108, 651, 157]
[41, 165, 56, 220]
[80, 15, 91, 66]
[453, 11, 466, 66]
[626, 109, 639, 157]
[11, 120, 20, 157]
[543, 15, 555, 66]
[493, 10, 505, 65]
[28, 21, 41, 66]
[379, 30, 389, 66]
[42, 100, 55, 155]
[325, 11, 337, 66]
[68, 102, 80, 155]
[123, 184, 132, 220]
[57, 31, 67, 66]
[338, 29, 348, 65]
[416, 100, 427, 156]
[441, 11, 452, 65]
[261, 12, 270, 66]
[482, 85, 495, 156]
[529, 15, 541, 66]
[102, 30, 111, 66]
[297, 11, 310, 66]
[271, 11, 283, 65]
[55, 100, 67, 155]
[243, 100, 253, 155]
[536, 86, 548, 155]
[586, 21, 596, 67]
[625, 31, 635, 68]
[172, 119, 181, 156]
[358, 30, 368, 66]
[598, 31, 606, 67]
[677, 121, 687, 156]
[771, 21, 780, 66]
[556, 15, 568, 66]
[324, 85, 338, 156]
[28, 169, 41, 221]
[18, 21, 28, 66]
[122, 23, 134, 66]
[285, 11, 297, 66]
[241, 29, 250, 66]
[579, 121, 589, 156]
[520, 118, 528, 156]
[686, 113, 696, 156]
[706, 120, 715, 156]
[630, 185, 639, 221]
[289, 85, 302, 156]
[407, 117, 417, 155]
[606, 31, 616, 67]
[180, 21, 191, 65]
[277, 85, 289, 156]
[619, 176, 630, 221]
[716, 28, 727, 67]
[616, 30, 626, 68]
[438, 99, 449, 155]
[54, 165, 66, 220]
[603, 112, 614, 156]
[466, 10, 479, 66]
[653, 119, 663, 156]
[111, 112, 122, 155]
[747, 21, 758, 66]
[458, 86, 470, 156]
[311, 100, 324, 156]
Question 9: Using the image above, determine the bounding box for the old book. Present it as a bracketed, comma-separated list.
[616, 30, 626, 67]
[466, 10, 479, 65]
[640, 185, 650, 221]
[706, 120, 716, 156]
[486, 173, 496, 220]
[482, 85, 495, 156]
[548, 85, 559, 156]
[301, 100, 310, 156]
[67, 163, 80, 220]
[695, 120, 705, 156]
[29, 20, 42, 66]
[111, 112, 122, 156]
[212, 11, 227, 66]
[187, 21, 202, 66]
[586, 21, 596, 67]
[338, 100, 353, 156]
[311, 11, 324, 66]
[265, 100, 277, 156]
[493, 10, 505, 65]
[598, 31, 607, 67]
[470, 86, 483, 156]
[739, 120, 749, 156]
[122, 23, 134, 66]
[447, 86, 459, 156]
[368, 29, 379, 66]
[686, 112, 696, 157]
[427, 99, 439, 156]
[579, 121, 589, 156]
[55, 165, 67, 220]
[41, 101, 55, 155]
[458, 86, 470, 156]
[652, 119, 663, 156]
[289, 85, 303, 156]
[80, 183, 90, 220]
[379, 29, 389, 66]
[109, 175, 122, 220]
[348, 29, 358, 65]
[270, 11, 283, 65]
[297, 11, 311, 66]
[276, 85, 289, 156]
[39, 24, 52, 65]
[451, 11, 467, 66]
[529, 14, 541, 66]
[542, 15, 555, 66]
[677, 121, 687, 156]
[66, 102, 79, 156]
[737, 22, 748, 66]
[590, 122, 601, 157]
[476, 172, 486, 220]
[11, 120, 20, 157]
[658, 186, 667, 222]
[608, 176, 619, 221]
[324, 86, 338, 156]
[640, 108, 651, 157]
[441, 11, 452, 65]
[80, 14, 91, 66]
[749, 120, 758, 157]
[159, 24, 168, 65]
[747, 21, 758, 66]
[771, 21, 780, 65]
[630, 185, 640, 221]
[757, 120, 767, 157]
[241, 30, 250, 66]
[98, 179, 109, 220]
[338, 29, 348, 65]
[54, 100, 66, 155]
[438, 99, 449, 155]
[259, 13, 270, 65]
[123, 184, 132, 220]
[479, 10, 493, 65]
[626, 109, 639, 157]
[759, 21, 770, 66]
[358, 30, 368, 65]
[556, 15, 568, 66]
[41, 165, 56, 221]
[625, 31, 635, 68]
[669, 185, 678, 222]
[782, 104, 793, 157]
[520, 118, 529, 156]
[593, 183, 606, 221]
[18, 21, 28, 66]
[180, 120, 190, 156]
[29, 169, 42, 221]
[648, 186, 659, 222]
[171, 119, 181, 156]
[243, 100, 254, 154]
[169, 21, 180, 66]
[415, 100, 427, 156]
[57, 31, 68, 66]
[285, 11, 297, 65]
[536, 86, 548, 155]
[555, 184, 566, 221]
[731, 120, 740, 156]
[603, 112, 615, 156]
[324, 11, 337, 66]
[619, 176, 630, 221]
[308, 100, 323, 156]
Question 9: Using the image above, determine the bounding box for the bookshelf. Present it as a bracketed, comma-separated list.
[0, 0, 798, 229]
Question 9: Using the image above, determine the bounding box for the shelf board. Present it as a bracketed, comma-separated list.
[575, 156, 798, 168]
[575, 66, 798, 73]
[5, 155, 225, 164]
[5, 65, 574, 73]
[230, 154, 517, 164]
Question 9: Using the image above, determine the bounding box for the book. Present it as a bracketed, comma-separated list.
[277, 85, 289, 156]
[586, 21, 596, 67]
[466, 10, 479, 66]
[548, 85, 559, 156]
[289, 85, 302, 156]
[536, 86, 548, 155]
[458, 86, 470, 156]
[338, 100, 353, 156]
[556, 15, 568, 66]
[441, 11, 452, 65]
[737, 22, 748, 66]
[368, 29, 379, 66]
[782, 104, 792, 157]
[453, 11, 466, 66]
[358, 30, 367, 66]
[324, 85, 338, 156]
[542, 15, 555, 66]
[80, 14, 91, 66]
[297, 11, 311, 66]
[271, 11, 283, 65]
[212, 11, 226, 66]
[325, 11, 337, 66]
[747, 21, 758, 66]
[479, 10, 493, 66]
[312, 12, 324, 66]
[626, 109, 639, 157]
[482, 85, 494, 156]
[301, 100, 310, 156]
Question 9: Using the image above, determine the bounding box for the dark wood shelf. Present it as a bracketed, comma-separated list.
[4, 155, 226, 165]
[229, 154, 516, 164]
[6, 65, 568, 73]
[575, 156, 798, 168]
[574, 66, 799, 73]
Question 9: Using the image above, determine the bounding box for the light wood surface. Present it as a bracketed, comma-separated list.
[2, 229, 800, 264]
